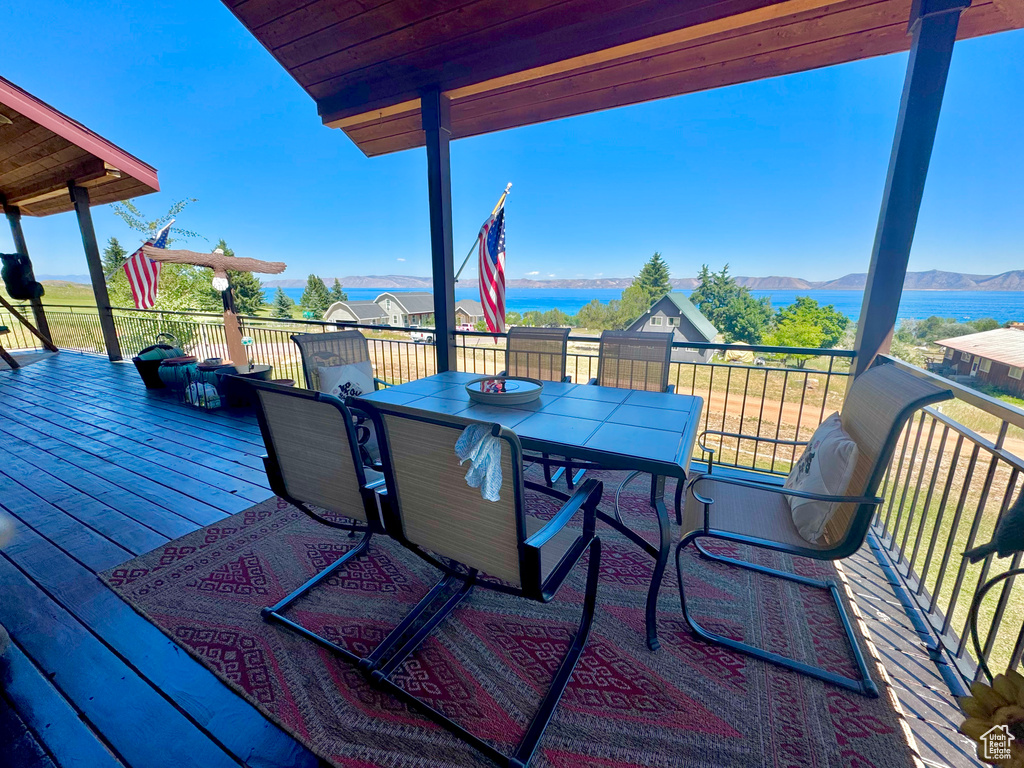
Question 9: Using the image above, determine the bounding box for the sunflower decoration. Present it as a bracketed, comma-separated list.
[959, 671, 1024, 766]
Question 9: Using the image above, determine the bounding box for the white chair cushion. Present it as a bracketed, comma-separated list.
[785, 412, 859, 543]
[318, 361, 374, 398]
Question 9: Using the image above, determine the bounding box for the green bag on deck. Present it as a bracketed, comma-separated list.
[137, 346, 184, 361]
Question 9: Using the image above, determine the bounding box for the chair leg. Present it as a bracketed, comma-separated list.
[371, 539, 602, 768]
[676, 534, 878, 698]
[261, 529, 373, 665]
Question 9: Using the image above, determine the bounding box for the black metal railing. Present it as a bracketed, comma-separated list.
[870, 357, 1024, 695]
[1, 308, 45, 351]
[12, 305, 852, 473]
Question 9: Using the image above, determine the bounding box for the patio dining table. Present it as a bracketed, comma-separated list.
[357, 370, 703, 650]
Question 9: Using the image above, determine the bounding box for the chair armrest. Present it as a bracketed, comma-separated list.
[588, 377, 597, 385]
[562, 375, 572, 383]
[525, 478, 601, 550]
[523, 479, 602, 600]
[665, 384, 675, 394]
[498, 369, 507, 377]
[689, 473, 882, 507]
[373, 377, 392, 390]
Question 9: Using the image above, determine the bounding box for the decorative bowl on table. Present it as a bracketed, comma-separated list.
[465, 376, 543, 405]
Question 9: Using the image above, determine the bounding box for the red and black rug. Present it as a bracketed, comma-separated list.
[101, 470, 919, 767]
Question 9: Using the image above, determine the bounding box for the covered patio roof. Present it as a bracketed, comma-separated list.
[224, 0, 1024, 157]
[0, 76, 159, 216]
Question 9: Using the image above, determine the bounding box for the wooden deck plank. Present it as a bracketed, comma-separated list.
[0, 430, 200, 540]
[26, 357, 266, 435]
[0, 354, 315, 768]
[0, 472, 131, 573]
[2, 641, 126, 768]
[0, 388, 268, 501]
[0, 417, 233, 526]
[0, 554, 240, 768]
[0, 694, 58, 768]
[0, 445, 168, 555]
[7, 362, 266, 448]
[0, 507, 318, 768]
[0, 401, 260, 510]
[0, 377, 268, 481]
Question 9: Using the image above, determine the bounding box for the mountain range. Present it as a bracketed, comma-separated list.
[259, 269, 1024, 292]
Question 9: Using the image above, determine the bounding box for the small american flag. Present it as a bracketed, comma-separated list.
[123, 223, 171, 309]
[478, 207, 506, 333]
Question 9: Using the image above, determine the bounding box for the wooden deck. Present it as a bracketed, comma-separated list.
[0, 353, 981, 768]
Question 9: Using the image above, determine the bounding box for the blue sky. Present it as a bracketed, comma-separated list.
[2, 1, 1022, 283]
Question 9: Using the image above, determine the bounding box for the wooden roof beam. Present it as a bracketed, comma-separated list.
[3, 158, 121, 208]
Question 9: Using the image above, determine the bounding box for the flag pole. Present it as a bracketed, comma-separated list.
[454, 183, 511, 283]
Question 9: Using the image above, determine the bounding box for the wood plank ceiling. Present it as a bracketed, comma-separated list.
[0, 77, 159, 217]
[224, 0, 1024, 156]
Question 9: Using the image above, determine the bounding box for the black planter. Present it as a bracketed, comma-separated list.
[132, 344, 177, 389]
[215, 364, 273, 408]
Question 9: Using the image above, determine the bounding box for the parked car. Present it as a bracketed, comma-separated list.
[410, 328, 435, 344]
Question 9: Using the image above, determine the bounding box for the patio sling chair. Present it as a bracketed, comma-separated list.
[291, 330, 392, 467]
[241, 378, 385, 650]
[589, 329, 675, 393]
[500, 325, 572, 383]
[355, 399, 604, 768]
[677, 360, 953, 696]
[500, 326, 574, 487]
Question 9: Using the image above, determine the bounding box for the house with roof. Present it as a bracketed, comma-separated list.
[627, 292, 718, 363]
[935, 325, 1024, 397]
[374, 292, 435, 327]
[455, 299, 484, 327]
[323, 300, 387, 326]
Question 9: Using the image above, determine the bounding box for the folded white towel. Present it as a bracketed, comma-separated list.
[455, 423, 503, 502]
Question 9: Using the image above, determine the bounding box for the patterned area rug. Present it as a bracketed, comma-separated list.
[102, 470, 919, 768]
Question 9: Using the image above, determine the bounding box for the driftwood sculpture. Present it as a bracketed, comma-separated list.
[142, 246, 286, 367]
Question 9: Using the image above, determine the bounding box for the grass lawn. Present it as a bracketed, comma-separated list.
[1, 280, 98, 308]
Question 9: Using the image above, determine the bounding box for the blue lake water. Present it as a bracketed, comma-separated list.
[266, 287, 1024, 324]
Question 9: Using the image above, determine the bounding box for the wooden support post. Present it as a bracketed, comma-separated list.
[852, 0, 970, 377]
[3, 200, 53, 345]
[422, 89, 456, 373]
[220, 278, 248, 368]
[69, 183, 122, 361]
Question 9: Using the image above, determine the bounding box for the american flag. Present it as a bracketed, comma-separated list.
[478, 207, 506, 333]
[123, 223, 171, 309]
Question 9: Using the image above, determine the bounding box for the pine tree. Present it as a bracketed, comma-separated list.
[300, 274, 332, 317]
[101, 237, 127, 273]
[690, 263, 772, 344]
[612, 252, 673, 328]
[271, 288, 295, 319]
[215, 239, 265, 315]
[635, 252, 671, 306]
[329, 278, 348, 303]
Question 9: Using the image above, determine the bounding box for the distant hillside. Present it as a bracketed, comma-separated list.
[36, 274, 91, 283]
[810, 269, 1024, 291]
[257, 269, 1024, 292]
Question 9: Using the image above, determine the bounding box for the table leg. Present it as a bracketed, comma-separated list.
[646, 475, 670, 651]
[598, 474, 672, 650]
